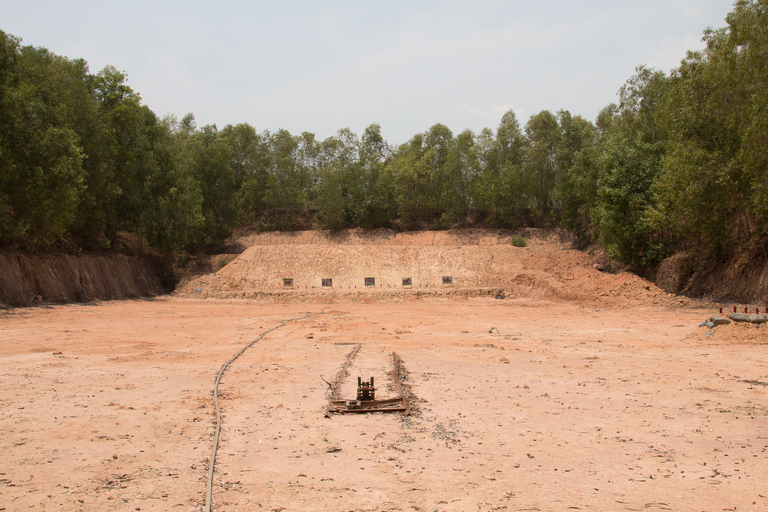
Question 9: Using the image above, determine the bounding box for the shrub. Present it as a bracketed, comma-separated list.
[511, 235, 527, 248]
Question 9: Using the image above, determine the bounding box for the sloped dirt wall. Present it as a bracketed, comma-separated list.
[176, 229, 685, 308]
[656, 250, 768, 304]
[0, 252, 171, 308]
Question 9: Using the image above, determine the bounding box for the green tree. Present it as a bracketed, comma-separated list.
[441, 128, 477, 225]
[595, 67, 668, 267]
[524, 110, 561, 223]
[90, 65, 153, 242]
[315, 128, 359, 231]
[0, 33, 86, 249]
[258, 129, 312, 229]
[358, 123, 395, 228]
[389, 128, 455, 228]
[649, 1, 768, 260]
[496, 110, 530, 226]
[472, 110, 530, 227]
[555, 110, 599, 245]
[424, 123, 453, 223]
[132, 110, 204, 255]
[220, 123, 271, 224]
[182, 124, 237, 248]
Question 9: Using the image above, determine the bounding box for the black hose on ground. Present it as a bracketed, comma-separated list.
[204, 311, 321, 512]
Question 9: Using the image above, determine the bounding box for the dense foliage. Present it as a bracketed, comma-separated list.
[1, 0, 767, 269]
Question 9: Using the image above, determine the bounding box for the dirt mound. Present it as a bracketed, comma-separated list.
[177, 229, 684, 308]
[0, 252, 171, 308]
[685, 320, 768, 345]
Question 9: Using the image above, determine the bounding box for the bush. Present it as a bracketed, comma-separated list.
[511, 235, 527, 247]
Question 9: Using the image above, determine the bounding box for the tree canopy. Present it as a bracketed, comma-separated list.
[2, 0, 767, 271]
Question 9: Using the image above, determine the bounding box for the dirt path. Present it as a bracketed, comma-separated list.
[1, 295, 766, 511]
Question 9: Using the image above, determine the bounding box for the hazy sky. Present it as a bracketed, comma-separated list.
[2, 0, 736, 144]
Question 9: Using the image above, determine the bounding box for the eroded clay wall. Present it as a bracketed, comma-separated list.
[0, 252, 170, 307]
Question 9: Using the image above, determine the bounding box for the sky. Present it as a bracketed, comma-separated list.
[1, 0, 737, 145]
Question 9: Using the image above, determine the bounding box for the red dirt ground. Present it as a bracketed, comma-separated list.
[1, 230, 767, 511]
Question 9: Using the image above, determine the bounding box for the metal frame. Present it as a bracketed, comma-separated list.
[325, 351, 411, 416]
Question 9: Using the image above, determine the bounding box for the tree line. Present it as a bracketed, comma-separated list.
[1, 0, 766, 270]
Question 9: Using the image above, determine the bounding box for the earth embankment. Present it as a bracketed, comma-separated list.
[0, 252, 171, 308]
[655, 250, 768, 304]
[176, 228, 686, 308]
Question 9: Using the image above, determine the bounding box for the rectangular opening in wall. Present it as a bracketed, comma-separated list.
[322, 278, 333, 287]
[283, 278, 294, 288]
[442, 276, 453, 285]
[365, 277, 375, 287]
[402, 277, 412, 287]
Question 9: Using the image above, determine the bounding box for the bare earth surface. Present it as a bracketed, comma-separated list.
[2, 231, 767, 512]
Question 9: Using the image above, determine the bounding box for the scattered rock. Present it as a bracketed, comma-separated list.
[730, 313, 751, 323]
[706, 315, 731, 325]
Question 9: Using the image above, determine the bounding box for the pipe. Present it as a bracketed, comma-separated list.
[205, 311, 320, 512]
